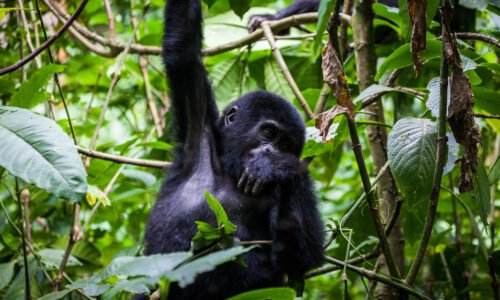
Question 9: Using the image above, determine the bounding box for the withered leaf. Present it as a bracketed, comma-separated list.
[442, 20, 481, 193]
[315, 105, 348, 143]
[321, 41, 355, 119]
[408, 0, 427, 75]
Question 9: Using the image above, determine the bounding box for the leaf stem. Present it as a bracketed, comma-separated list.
[15, 179, 31, 300]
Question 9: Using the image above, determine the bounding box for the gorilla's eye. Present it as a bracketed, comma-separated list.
[260, 124, 279, 140]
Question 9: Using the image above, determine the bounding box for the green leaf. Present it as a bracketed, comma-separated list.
[375, 40, 442, 81]
[170, 246, 253, 287]
[67, 280, 110, 297]
[209, 56, 243, 109]
[95, 252, 191, 280]
[315, 0, 337, 48]
[425, 77, 450, 118]
[9, 64, 65, 109]
[0, 106, 87, 202]
[203, 0, 219, 8]
[229, 0, 252, 18]
[489, 156, 500, 185]
[122, 169, 157, 188]
[388, 118, 437, 203]
[459, 0, 488, 10]
[228, 287, 296, 300]
[264, 57, 295, 101]
[204, 191, 237, 234]
[472, 87, 500, 115]
[38, 290, 73, 300]
[0, 260, 16, 289]
[0, 8, 23, 20]
[472, 160, 491, 226]
[354, 84, 397, 103]
[39, 249, 82, 268]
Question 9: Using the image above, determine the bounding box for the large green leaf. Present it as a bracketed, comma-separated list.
[264, 57, 295, 101]
[425, 77, 450, 118]
[472, 87, 500, 115]
[39, 249, 82, 269]
[375, 40, 442, 80]
[489, 156, 500, 185]
[38, 290, 72, 300]
[388, 118, 437, 201]
[0, 107, 87, 202]
[209, 56, 242, 109]
[459, 0, 488, 10]
[170, 246, 253, 287]
[472, 160, 491, 226]
[9, 64, 65, 109]
[228, 287, 296, 300]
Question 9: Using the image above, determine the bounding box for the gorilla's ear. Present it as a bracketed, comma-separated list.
[224, 106, 238, 126]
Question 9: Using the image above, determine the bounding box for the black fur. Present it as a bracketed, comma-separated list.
[140, 0, 325, 299]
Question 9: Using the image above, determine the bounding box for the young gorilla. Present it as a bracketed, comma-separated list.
[141, 0, 324, 299]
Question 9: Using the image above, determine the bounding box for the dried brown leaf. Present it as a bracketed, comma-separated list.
[408, 0, 427, 75]
[315, 105, 348, 143]
[321, 41, 355, 118]
[442, 22, 481, 193]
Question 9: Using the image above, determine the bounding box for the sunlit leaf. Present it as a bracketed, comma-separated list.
[228, 287, 296, 300]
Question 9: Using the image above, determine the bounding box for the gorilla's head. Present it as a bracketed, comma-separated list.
[218, 90, 306, 180]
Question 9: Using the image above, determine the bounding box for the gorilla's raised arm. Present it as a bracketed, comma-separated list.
[163, 0, 219, 168]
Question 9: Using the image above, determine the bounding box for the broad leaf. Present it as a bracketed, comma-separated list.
[39, 249, 82, 268]
[39, 290, 72, 300]
[228, 287, 296, 300]
[375, 40, 442, 80]
[264, 57, 295, 102]
[472, 160, 491, 226]
[388, 118, 437, 202]
[203, 0, 219, 8]
[459, 0, 488, 10]
[425, 77, 450, 118]
[209, 56, 242, 109]
[354, 84, 397, 103]
[0, 106, 87, 202]
[170, 246, 253, 287]
[9, 64, 65, 109]
[205, 191, 237, 234]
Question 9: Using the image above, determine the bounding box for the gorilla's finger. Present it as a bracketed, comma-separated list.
[238, 172, 249, 190]
[251, 180, 262, 195]
[244, 176, 256, 195]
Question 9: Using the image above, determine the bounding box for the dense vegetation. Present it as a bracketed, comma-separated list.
[0, 0, 499, 299]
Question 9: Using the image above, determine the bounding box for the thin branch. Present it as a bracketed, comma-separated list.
[140, 56, 163, 136]
[406, 6, 450, 284]
[21, 189, 32, 246]
[15, 179, 31, 300]
[103, 0, 115, 40]
[325, 257, 430, 299]
[0, 0, 89, 75]
[314, 83, 330, 115]
[455, 32, 500, 48]
[53, 204, 80, 291]
[474, 113, 500, 119]
[77, 146, 171, 169]
[261, 22, 314, 119]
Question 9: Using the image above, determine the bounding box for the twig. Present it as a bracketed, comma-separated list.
[15, 179, 31, 299]
[0, 0, 89, 75]
[21, 189, 32, 246]
[474, 113, 500, 119]
[34, 0, 77, 143]
[314, 83, 330, 115]
[103, 0, 115, 40]
[261, 22, 314, 119]
[16, 0, 42, 68]
[325, 257, 430, 299]
[77, 146, 171, 169]
[406, 5, 450, 284]
[454, 32, 500, 48]
[52, 204, 80, 291]
[140, 56, 163, 136]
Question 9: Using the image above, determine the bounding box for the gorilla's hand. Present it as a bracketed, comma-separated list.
[247, 14, 276, 32]
[238, 152, 301, 196]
